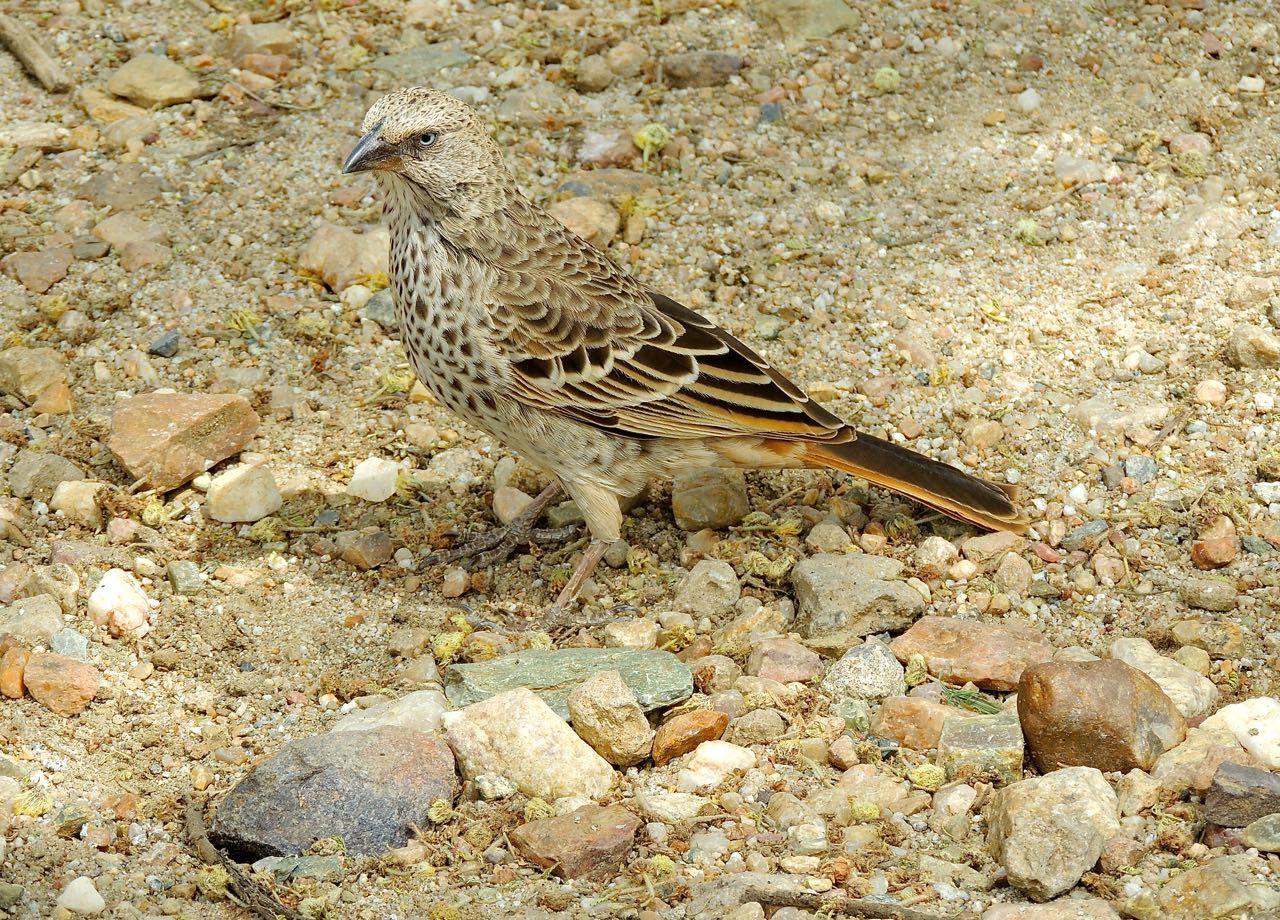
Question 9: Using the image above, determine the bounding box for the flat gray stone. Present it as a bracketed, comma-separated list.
[372, 42, 471, 81]
[210, 727, 457, 860]
[445, 648, 692, 719]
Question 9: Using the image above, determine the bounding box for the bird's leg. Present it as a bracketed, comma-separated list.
[541, 539, 610, 630]
[423, 481, 577, 568]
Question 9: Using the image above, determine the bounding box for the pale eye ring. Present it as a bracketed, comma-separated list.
[417, 132, 438, 147]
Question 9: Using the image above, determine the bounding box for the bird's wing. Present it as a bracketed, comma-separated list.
[484, 219, 846, 442]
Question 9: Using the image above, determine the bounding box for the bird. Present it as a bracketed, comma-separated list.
[343, 87, 1028, 618]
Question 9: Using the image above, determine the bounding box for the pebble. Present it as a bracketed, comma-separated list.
[444, 647, 692, 719]
[106, 53, 198, 106]
[206, 463, 282, 523]
[729, 707, 787, 746]
[510, 803, 640, 880]
[211, 727, 457, 858]
[1201, 697, 1280, 768]
[792, 554, 923, 643]
[166, 560, 203, 596]
[652, 709, 729, 765]
[87, 568, 152, 638]
[745, 637, 822, 683]
[1169, 619, 1244, 658]
[1174, 645, 1212, 675]
[602, 618, 658, 649]
[1178, 578, 1238, 612]
[1150, 854, 1278, 918]
[605, 40, 646, 76]
[567, 670, 654, 766]
[676, 740, 755, 792]
[330, 689, 448, 735]
[804, 520, 851, 553]
[890, 616, 1052, 691]
[0, 594, 64, 645]
[148, 330, 180, 357]
[24, 651, 101, 716]
[573, 54, 613, 93]
[674, 559, 741, 616]
[870, 696, 954, 750]
[1110, 638, 1219, 718]
[1226, 324, 1280, 369]
[1192, 515, 1239, 569]
[297, 223, 388, 292]
[987, 766, 1119, 901]
[1241, 813, 1280, 852]
[662, 51, 743, 88]
[336, 530, 393, 570]
[50, 481, 104, 530]
[1015, 87, 1041, 113]
[671, 467, 750, 530]
[444, 687, 615, 800]
[346, 456, 400, 503]
[1, 248, 72, 294]
[915, 536, 959, 576]
[1018, 659, 1185, 773]
[1194, 379, 1227, 405]
[8, 449, 86, 500]
[961, 531, 1028, 567]
[0, 648, 28, 699]
[1204, 762, 1280, 827]
[821, 639, 905, 701]
[56, 876, 105, 915]
[981, 903, 1120, 919]
[691, 655, 741, 693]
[109, 393, 260, 491]
[938, 711, 1024, 784]
[546, 197, 620, 249]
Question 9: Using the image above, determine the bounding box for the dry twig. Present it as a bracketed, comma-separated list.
[0, 14, 71, 92]
[184, 798, 305, 920]
[741, 885, 966, 920]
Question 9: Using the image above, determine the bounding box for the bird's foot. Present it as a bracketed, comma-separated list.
[422, 482, 575, 569]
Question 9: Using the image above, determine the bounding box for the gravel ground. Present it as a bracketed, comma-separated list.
[1, 0, 1278, 917]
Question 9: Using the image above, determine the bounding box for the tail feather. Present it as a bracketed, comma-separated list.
[806, 432, 1028, 534]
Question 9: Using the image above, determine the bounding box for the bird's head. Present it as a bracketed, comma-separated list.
[343, 88, 508, 218]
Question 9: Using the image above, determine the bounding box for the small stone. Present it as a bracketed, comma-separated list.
[805, 521, 851, 553]
[746, 637, 822, 683]
[211, 728, 457, 859]
[298, 223, 389, 292]
[1018, 659, 1186, 773]
[573, 54, 613, 93]
[938, 712, 1024, 784]
[1060, 519, 1110, 552]
[890, 616, 1052, 691]
[24, 651, 101, 716]
[148, 330, 180, 357]
[821, 640, 906, 701]
[1192, 515, 1239, 569]
[30, 380, 74, 415]
[0, 647, 29, 699]
[1204, 762, 1280, 827]
[1169, 619, 1244, 658]
[1194, 379, 1227, 405]
[1242, 813, 1280, 851]
[576, 128, 637, 168]
[206, 464, 282, 523]
[1151, 854, 1279, 919]
[915, 536, 959, 576]
[8, 448, 85, 500]
[871, 696, 954, 750]
[335, 530, 394, 570]
[167, 560, 203, 596]
[109, 393, 260, 491]
[87, 568, 152, 638]
[1, 248, 72, 293]
[492, 486, 532, 525]
[729, 707, 786, 746]
[636, 791, 707, 822]
[987, 766, 1119, 902]
[445, 647, 692, 718]
[962, 531, 1028, 567]
[330, 689, 448, 735]
[1015, 87, 1041, 113]
[671, 467, 750, 530]
[567, 670, 653, 766]
[107, 53, 199, 106]
[662, 51, 742, 88]
[1173, 646, 1212, 675]
[50, 480, 104, 530]
[691, 655, 742, 693]
[981, 902, 1120, 919]
[994, 553, 1034, 595]
[510, 803, 639, 880]
[346, 456, 400, 503]
[0, 594, 64, 645]
[792, 554, 924, 642]
[56, 876, 105, 915]
[652, 709, 729, 765]
[1226, 324, 1280, 369]
[674, 559, 741, 616]
[1110, 637, 1219, 718]
[676, 740, 755, 792]
[602, 618, 658, 649]
[50, 628, 89, 660]
[605, 40, 646, 76]
[1201, 697, 1280, 768]
[444, 687, 615, 800]
[546, 197, 619, 249]
[1178, 578, 1238, 612]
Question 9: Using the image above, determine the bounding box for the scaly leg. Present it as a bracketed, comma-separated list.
[422, 481, 577, 568]
[541, 539, 610, 630]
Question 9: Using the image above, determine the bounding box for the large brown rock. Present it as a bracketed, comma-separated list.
[24, 652, 101, 716]
[890, 616, 1052, 691]
[652, 709, 729, 765]
[109, 393, 260, 491]
[1018, 659, 1185, 773]
[210, 728, 457, 860]
[510, 803, 640, 880]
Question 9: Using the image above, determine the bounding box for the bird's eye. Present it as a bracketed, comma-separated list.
[417, 132, 438, 147]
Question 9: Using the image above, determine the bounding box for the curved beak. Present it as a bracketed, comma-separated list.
[343, 127, 399, 174]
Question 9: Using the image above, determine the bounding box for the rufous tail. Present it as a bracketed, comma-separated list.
[805, 432, 1028, 533]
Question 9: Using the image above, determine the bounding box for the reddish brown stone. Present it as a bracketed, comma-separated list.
[652, 709, 729, 765]
[1018, 659, 1186, 773]
[1192, 515, 1238, 569]
[24, 651, 101, 716]
[889, 616, 1052, 691]
[2, 248, 72, 293]
[870, 695, 953, 750]
[0, 646, 29, 699]
[109, 392, 260, 491]
[509, 804, 640, 880]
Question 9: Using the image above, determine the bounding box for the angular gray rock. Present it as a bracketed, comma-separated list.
[791, 554, 923, 643]
[210, 728, 458, 859]
[1203, 762, 1280, 827]
[820, 639, 906, 701]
